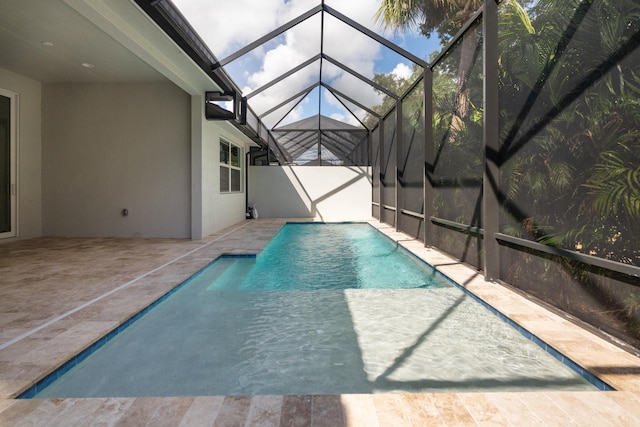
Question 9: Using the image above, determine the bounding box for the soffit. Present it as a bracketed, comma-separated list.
[0, 0, 166, 83]
[0, 0, 224, 93]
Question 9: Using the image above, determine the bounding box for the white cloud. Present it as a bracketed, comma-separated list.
[246, 27, 317, 88]
[391, 62, 413, 80]
[277, 104, 307, 126]
[172, 0, 318, 57]
[260, 94, 313, 128]
[324, 90, 369, 126]
[325, 72, 383, 110]
[325, 0, 392, 36]
[330, 112, 360, 127]
[173, 0, 412, 122]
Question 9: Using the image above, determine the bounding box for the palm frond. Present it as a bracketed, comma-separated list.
[375, 0, 422, 30]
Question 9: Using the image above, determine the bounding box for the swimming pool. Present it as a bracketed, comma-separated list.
[29, 223, 606, 397]
[209, 222, 451, 291]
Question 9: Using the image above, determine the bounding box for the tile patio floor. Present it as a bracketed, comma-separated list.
[1, 218, 639, 426]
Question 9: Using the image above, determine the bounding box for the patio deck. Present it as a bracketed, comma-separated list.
[1, 219, 639, 426]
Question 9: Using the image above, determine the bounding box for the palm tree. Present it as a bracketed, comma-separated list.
[376, 0, 482, 123]
[376, 0, 482, 42]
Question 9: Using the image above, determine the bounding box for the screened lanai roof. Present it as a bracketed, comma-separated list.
[134, 0, 441, 165]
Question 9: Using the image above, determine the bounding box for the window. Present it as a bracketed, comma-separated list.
[220, 139, 242, 193]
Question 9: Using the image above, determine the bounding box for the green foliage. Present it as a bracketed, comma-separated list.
[375, 0, 484, 43]
[585, 148, 640, 220]
[376, 0, 640, 262]
[498, 0, 640, 267]
[363, 65, 425, 129]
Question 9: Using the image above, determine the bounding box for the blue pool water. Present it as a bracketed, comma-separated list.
[31, 223, 602, 397]
[209, 223, 451, 291]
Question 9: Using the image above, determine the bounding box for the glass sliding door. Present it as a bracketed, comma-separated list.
[0, 89, 16, 238]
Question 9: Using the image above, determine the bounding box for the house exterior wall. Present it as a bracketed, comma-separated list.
[42, 81, 191, 238]
[200, 120, 251, 237]
[248, 166, 372, 220]
[0, 67, 42, 240]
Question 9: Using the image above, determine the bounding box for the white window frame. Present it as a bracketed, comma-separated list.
[0, 88, 17, 239]
[219, 138, 243, 193]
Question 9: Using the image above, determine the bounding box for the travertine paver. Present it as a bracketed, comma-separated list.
[0, 218, 639, 425]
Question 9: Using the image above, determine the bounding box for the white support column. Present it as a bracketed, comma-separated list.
[191, 95, 203, 240]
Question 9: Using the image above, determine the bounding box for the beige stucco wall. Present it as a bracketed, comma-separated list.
[248, 166, 372, 221]
[200, 120, 251, 238]
[0, 67, 42, 240]
[42, 81, 191, 238]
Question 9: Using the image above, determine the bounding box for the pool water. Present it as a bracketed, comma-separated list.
[33, 223, 599, 397]
[210, 222, 451, 290]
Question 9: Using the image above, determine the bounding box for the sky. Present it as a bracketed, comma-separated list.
[173, 0, 442, 127]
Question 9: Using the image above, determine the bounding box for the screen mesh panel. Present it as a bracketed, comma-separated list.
[431, 19, 484, 268]
[498, 0, 640, 348]
[372, 125, 381, 218]
[381, 108, 397, 226]
[398, 80, 426, 239]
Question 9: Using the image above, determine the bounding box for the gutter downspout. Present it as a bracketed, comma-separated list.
[245, 151, 250, 217]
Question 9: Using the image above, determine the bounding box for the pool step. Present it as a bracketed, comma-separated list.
[206, 257, 256, 291]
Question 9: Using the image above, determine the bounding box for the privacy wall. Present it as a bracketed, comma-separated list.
[248, 166, 372, 220]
